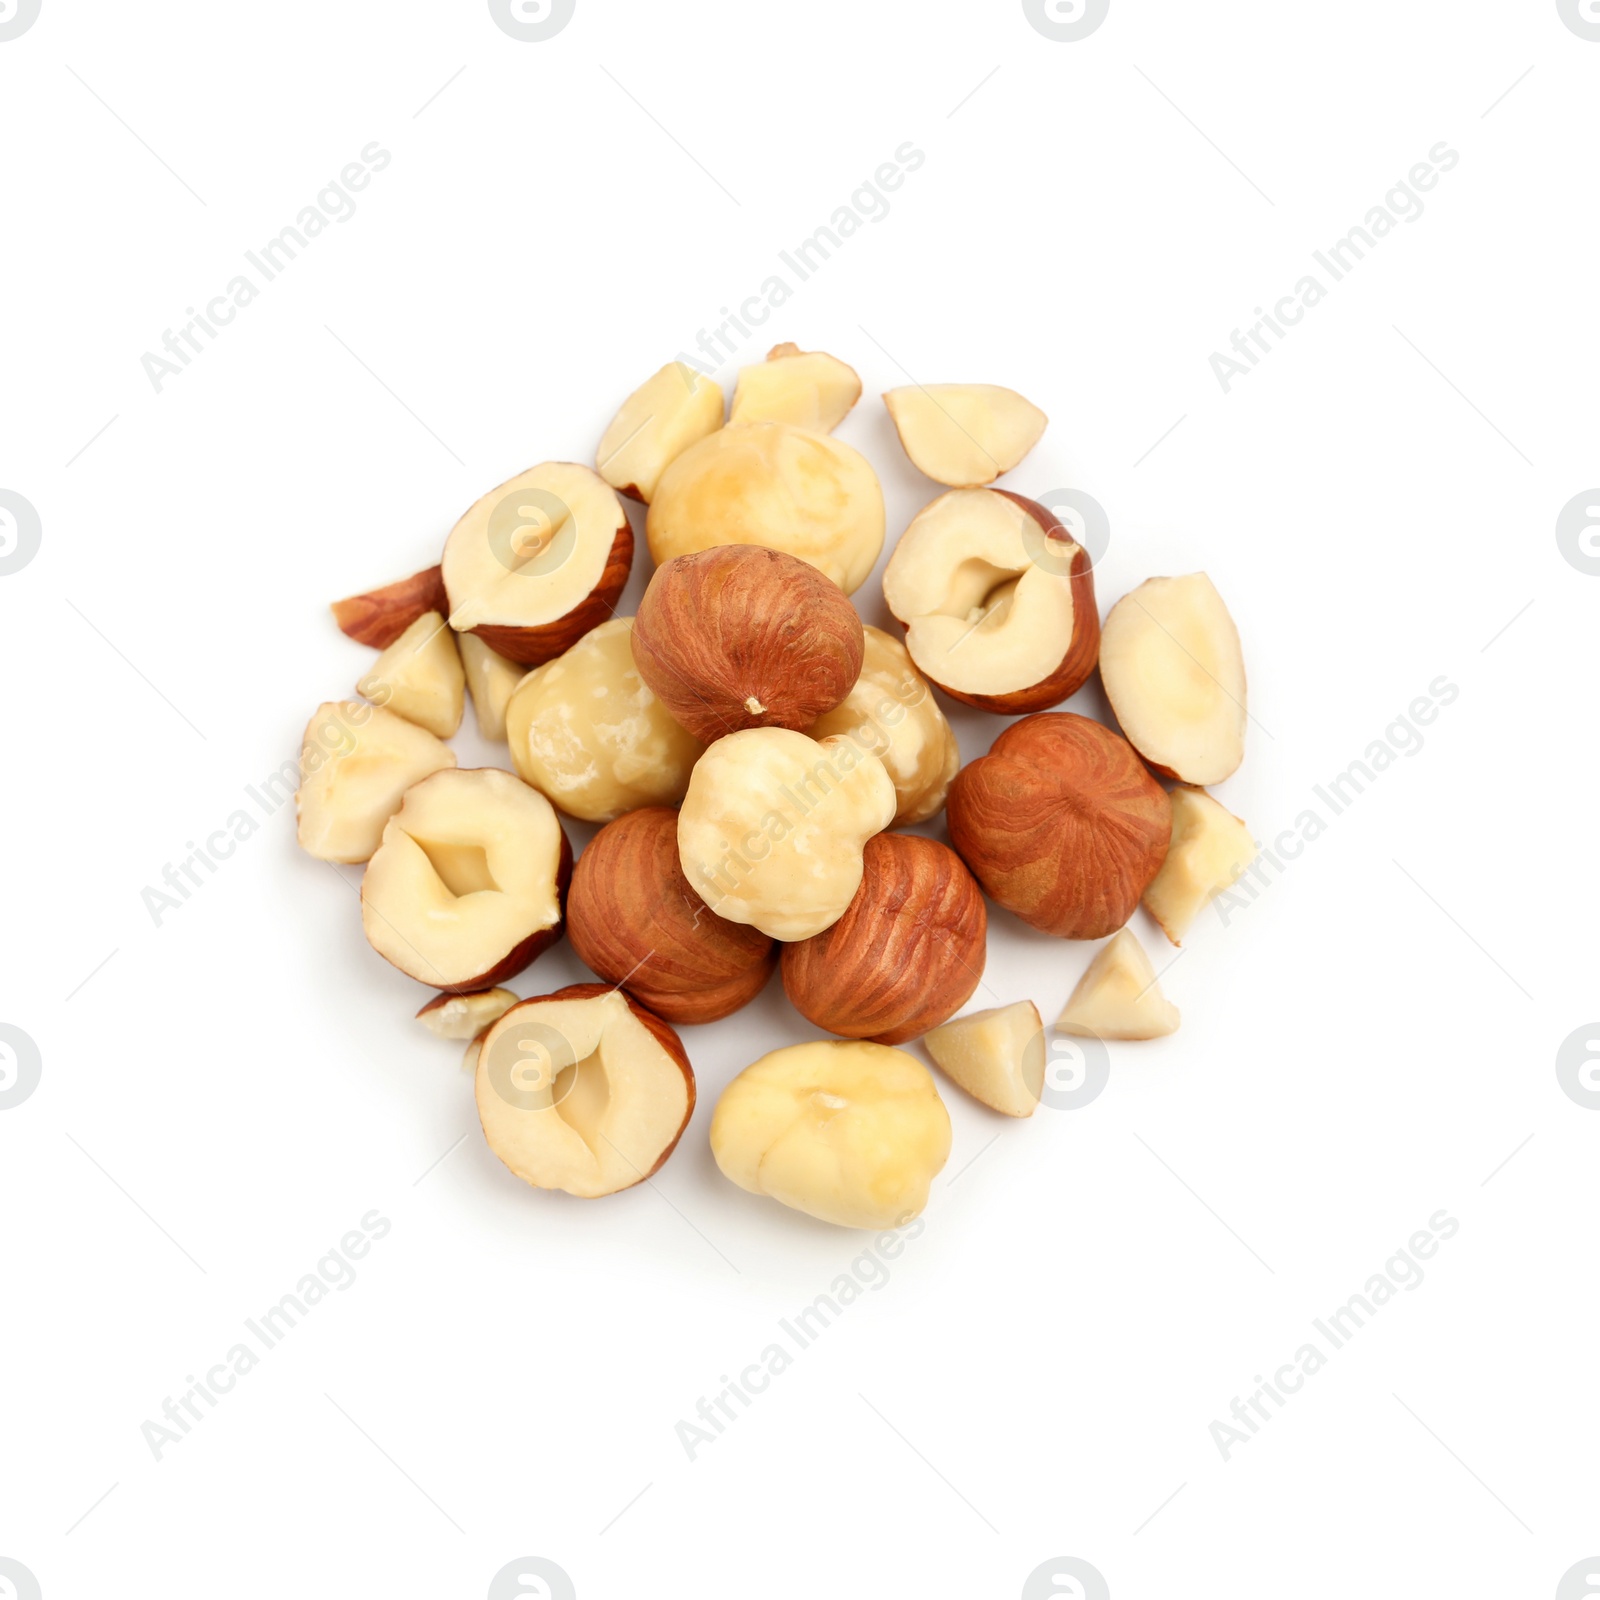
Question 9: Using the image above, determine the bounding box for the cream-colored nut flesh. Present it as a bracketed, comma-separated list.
[596, 361, 724, 503]
[923, 1001, 1045, 1118]
[710, 1040, 951, 1229]
[458, 633, 523, 742]
[647, 421, 885, 595]
[442, 462, 626, 634]
[416, 987, 519, 1041]
[504, 617, 703, 823]
[355, 611, 464, 739]
[362, 768, 564, 989]
[677, 728, 896, 941]
[729, 344, 862, 434]
[1143, 786, 1257, 944]
[882, 489, 1083, 698]
[475, 990, 692, 1198]
[882, 384, 1047, 487]
[806, 626, 959, 826]
[295, 700, 456, 863]
[1100, 574, 1246, 786]
[1057, 928, 1180, 1040]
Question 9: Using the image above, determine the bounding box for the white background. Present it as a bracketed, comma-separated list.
[2, 2, 1597, 1596]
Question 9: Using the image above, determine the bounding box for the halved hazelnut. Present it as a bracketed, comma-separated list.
[646, 421, 885, 594]
[881, 489, 1098, 713]
[922, 1001, 1046, 1118]
[806, 626, 960, 827]
[361, 767, 570, 991]
[416, 987, 519, 1041]
[728, 343, 862, 433]
[596, 361, 724, 503]
[1143, 785, 1257, 944]
[441, 462, 632, 666]
[475, 984, 695, 1198]
[678, 728, 896, 942]
[331, 564, 448, 649]
[503, 616, 703, 823]
[567, 807, 776, 1025]
[710, 1039, 951, 1229]
[457, 632, 524, 742]
[883, 384, 1047, 487]
[631, 546, 864, 743]
[1057, 928, 1179, 1040]
[780, 834, 986, 1044]
[947, 713, 1170, 939]
[295, 700, 455, 864]
[1100, 573, 1246, 785]
[355, 611, 464, 739]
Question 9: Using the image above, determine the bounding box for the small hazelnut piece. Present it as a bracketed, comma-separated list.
[710, 1040, 951, 1229]
[1099, 573, 1246, 785]
[780, 834, 986, 1044]
[678, 728, 897, 941]
[295, 700, 456, 864]
[416, 987, 519, 1041]
[596, 361, 724, 503]
[728, 343, 862, 433]
[503, 617, 703, 823]
[1057, 928, 1180, 1040]
[631, 546, 865, 744]
[457, 633, 524, 742]
[331, 564, 449, 649]
[1143, 786, 1257, 944]
[567, 807, 776, 1025]
[475, 984, 695, 1198]
[882, 489, 1098, 713]
[361, 767, 570, 991]
[923, 1001, 1046, 1118]
[806, 626, 960, 827]
[356, 611, 464, 739]
[882, 383, 1047, 487]
[441, 462, 632, 666]
[647, 420, 885, 594]
[947, 713, 1170, 939]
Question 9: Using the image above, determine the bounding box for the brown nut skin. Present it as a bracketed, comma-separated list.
[631, 546, 865, 744]
[780, 833, 987, 1044]
[567, 807, 776, 1025]
[946, 713, 1170, 939]
[331, 565, 448, 649]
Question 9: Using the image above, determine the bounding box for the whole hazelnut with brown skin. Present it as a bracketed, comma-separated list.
[780, 833, 987, 1044]
[631, 546, 865, 744]
[567, 807, 777, 1025]
[946, 713, 1170, 939]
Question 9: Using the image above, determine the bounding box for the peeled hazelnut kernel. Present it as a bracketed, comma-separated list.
[947, 713, 1170, 939]
[596, 361, 724, 503]
[646, 421, 885, 595]
[458, 633, 524, 742]
[632, 546, 864, 744]
[475, 984, 695, 1198]
[807, 627, 959, 827]
[1100, 573, 1246, 785]
[416, 987, 519, 1041]
[441, 462, 632, 666]
[882, 383, 1047, 487]
[503, 617, 703, 824]
[331, 564, 448, 649]
[780, 834, 986, 1044]
[1143, 786, 1257, 944]
[923, 1001, 1046, 1118]
[295, 700, 456, 864]
[356, 611, 464, 739]
[678, 728, 897, 942]
[1057, 928, 1180, 1040]
[567, 807, 776, 1025]
[361, 767, 571, 991]
[710, 1040, 951, 1229]
[882, 488, 1098, 713]
[728, 344, 862, 433]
